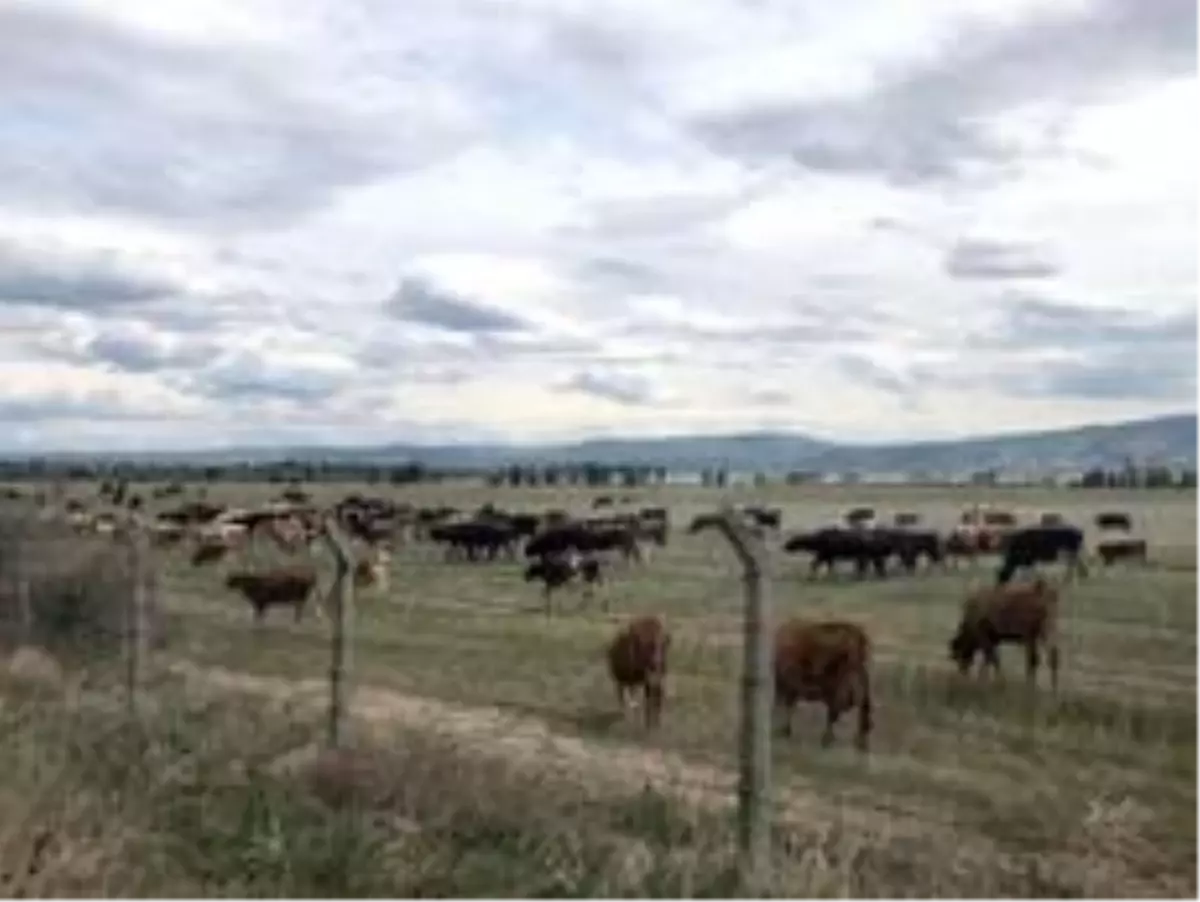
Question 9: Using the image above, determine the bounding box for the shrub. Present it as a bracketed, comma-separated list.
[0, 509, 163, 662]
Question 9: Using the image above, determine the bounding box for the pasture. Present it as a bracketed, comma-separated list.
[2, 481, 1197, 896]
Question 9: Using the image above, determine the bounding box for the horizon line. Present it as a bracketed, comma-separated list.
[0, 409, 1193, 459]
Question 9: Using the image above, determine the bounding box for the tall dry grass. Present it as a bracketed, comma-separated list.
[0, 657, 1139, 899]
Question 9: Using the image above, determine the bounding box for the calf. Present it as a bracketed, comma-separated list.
[773, 619, 873, 751]
[607, 615, 671, 729]
[225, 566, 319, 623]
[949, 577, 1060, 689]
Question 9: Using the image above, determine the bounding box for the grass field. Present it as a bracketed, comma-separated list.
[2, 482, 1197, 896]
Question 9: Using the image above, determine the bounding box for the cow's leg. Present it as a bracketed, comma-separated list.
[821, 697, 841, 747]
[855, 671, 872, 752]
[982, 642, 1003, 683]
[776, 696, 794, 738]
[1025, 640, 1040, 687]
[1047, 641, 1060, 692]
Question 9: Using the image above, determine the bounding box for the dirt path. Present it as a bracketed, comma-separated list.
[169, 659, 1188, 896]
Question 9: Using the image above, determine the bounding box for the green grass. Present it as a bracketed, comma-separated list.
[2, 481, 1196, 896]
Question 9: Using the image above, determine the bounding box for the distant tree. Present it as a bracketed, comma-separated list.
[1178, 468, 1196, 488]
[507, 464, 523, 487]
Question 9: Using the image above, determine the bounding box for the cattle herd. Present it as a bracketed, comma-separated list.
[2, 483, 1155, 751]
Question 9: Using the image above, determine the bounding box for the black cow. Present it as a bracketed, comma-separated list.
[879, 527, 945, 574]
[1095, 511, 1133, 532]
[525, 524, 640, 562]
[524, 555, 603, 613]
[429, 521, 517, 562]
[742, 505, 783, 531]
[783, 527, 891, 579]
[996, 525, 1088, 585]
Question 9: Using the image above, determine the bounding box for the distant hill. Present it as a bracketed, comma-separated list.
[28, 412, 1196, 475]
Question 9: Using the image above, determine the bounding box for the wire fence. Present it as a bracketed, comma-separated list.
[0, 493, 1196, 897]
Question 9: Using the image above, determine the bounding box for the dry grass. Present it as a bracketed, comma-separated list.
[0, 481, 1195, 897]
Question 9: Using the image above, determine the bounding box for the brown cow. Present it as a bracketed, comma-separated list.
[607, 615, 671, 729]
[1097, 537, 1148, 567]
[225, 566, 319, 623]
[949, 577, 1060, 689]
[773, 619, 873, 751]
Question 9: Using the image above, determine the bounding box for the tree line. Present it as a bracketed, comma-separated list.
[0, 457, 1193, 489]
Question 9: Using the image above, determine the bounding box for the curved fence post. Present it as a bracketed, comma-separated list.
[700, 504, 774, 891]
[321, 515, 355, 749]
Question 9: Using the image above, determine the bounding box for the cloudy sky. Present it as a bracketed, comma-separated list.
[0, 0, 1195, 451]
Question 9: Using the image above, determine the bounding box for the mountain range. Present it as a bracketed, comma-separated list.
[25, 412, 1196, 475]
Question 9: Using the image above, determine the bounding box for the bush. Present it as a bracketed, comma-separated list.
[0, 509, 163, 662]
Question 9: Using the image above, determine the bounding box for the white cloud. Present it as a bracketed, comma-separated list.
[0, 0, 1193, 451]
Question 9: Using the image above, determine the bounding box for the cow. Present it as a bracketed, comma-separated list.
[526, 524, 640, 564]
[593, 496, 615, 509]
[523, 555, 603, 613]
[742, 505, 783, 531]
[996, 525, 1087, 585]
[1097, 537, 1149, 567]
[607, 615, 671, 729]
[1095, 511, 1133, 532]
[844, 506, 876, 528]
[949, 577, 1060, 690]
[893, 512, 921, 527]
[225, 566, 320, 623]
[430, 521, 517, 562]
[773, 618, 873, 751]
[783, 527, 890, 579]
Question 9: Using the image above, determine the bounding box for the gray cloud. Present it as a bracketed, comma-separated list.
[558, 369, 658, 406]
[384, 276, 532, 334]
[833, 354, 916, 396]
[0, 4, 472, 229]
[84, 330, 217, 374]
[690, 0, 1196, 184]
[191, 354, 344, 404]
[0, 243, 176, 310]
[981, 295, 1197, 350]
[1012, 348, 1196, 402]
[945, 238, 1059, 280]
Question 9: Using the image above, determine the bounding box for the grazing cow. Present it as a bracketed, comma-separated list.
[225, 566, 319, 623]
[1097, 537, 1148, 567]
[996, 525, 1087, 585]
[593, 496, 614, 509]
[607, 615, 671, 729]
[1095, 511, 1133, 532]
[523, 555, 603, 613]
[893, 512, 921, 527]
[949, 577, 1060, 689]
[773, 619, 873, 751]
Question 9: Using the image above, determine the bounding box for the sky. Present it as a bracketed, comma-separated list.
[0, 0, 1195, 452]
